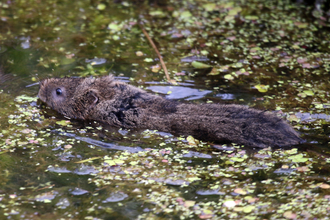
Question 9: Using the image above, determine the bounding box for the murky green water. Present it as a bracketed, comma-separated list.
[1, 0, 330, 219]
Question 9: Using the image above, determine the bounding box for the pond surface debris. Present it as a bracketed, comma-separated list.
[0, 0, 330, 219]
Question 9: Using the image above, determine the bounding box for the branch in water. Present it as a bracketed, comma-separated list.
[140, 26, 176, 84]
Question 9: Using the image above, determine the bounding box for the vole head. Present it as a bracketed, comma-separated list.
[38, 75, 131, 120]
[38, 77, 86, 119]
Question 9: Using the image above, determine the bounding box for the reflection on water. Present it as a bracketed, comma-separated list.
[47, 166, 71, 173]
[196, 188, 224, 195]
[147, 85, 212, 100]
[19, 37, 30, 49]
[102, 192, 128, 203]
[35, 191, 58, 202]
[59, 131, 145, 153]
[70, 188, 89, 196]
[215, 93, 236, 100]
[180, 55, 209, 62]
[147, 85, 237, 101]
[56, 198, 70, 209]
[74, 165, 99, 175]
[85, 58, 107, 65]
[296, 112, 330, 122]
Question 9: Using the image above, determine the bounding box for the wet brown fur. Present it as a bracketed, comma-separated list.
[38, 75, 303, 148]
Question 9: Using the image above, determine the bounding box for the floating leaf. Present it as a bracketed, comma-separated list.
[208, 67, 220, 76]
[294, 22, 308, 28]
[245, 15, 259, 20]
[60, 57, 75, 65]
[108, 23, 121, 31]
[224, 74, 234, 80]
[243, 205, 255, 213]
[320, 183, 330, 189]
[309, 183, 323, 189]
[231, 157, 245, 162]
[130, 161, 139, 166]
[187, 136, 199, 146]
[136, 51, 143, 56]
[303, 90, 314, 96]
[288, 114, 299, 122]
[224, 15, 235, 22]
[151, 64, 161, 73]
[75, 157, 101, 164]
[297, 57, 307, 63]
[149, 10, 166, 17]
[201, 50, 209, 55]
[234, 188, 247, 195]
[228, 7, 242, 16]
[255, 84, 269, 93]
[296, 166, 310, 172]
[180, 11, 192, 19]
[302, 63, 312, 68]
[199, 209, 213, 219]
[105, 159, 125, 166]
[64, 145, 72, 149]
[56, 120, 71, 126]
[15, 95, 38, 103]
[144, 58, 154, 62]
[286, 148, 298, 154]
[283, 211, 297, 219]
[288, 154, 308, 163]
[315, 103, 324, 109]
[250, 47, 261, 52]
[223, 200, 236, 208]
[97, 4, 106, 10]
[231, 62, 243, 68]
[192, 61, 212, 69]
[188, 176, 201, 182]
[203, 3, 216, 11]
[184, 200, 195, 207]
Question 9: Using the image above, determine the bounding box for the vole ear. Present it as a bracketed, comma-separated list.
[86, 89, 99, 109]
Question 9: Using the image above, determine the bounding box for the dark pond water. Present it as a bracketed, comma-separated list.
[1, 0, 330, 219]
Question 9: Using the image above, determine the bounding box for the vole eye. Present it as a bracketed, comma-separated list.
[56, 88, 62, 95]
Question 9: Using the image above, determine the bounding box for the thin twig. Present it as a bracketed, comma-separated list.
[35, 184, 55, 191]
[140, 26, 176, 84]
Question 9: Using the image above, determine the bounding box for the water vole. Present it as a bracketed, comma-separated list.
[38, 75, 303, 148]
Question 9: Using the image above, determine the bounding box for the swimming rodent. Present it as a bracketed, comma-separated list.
[38, 75, 303, 148]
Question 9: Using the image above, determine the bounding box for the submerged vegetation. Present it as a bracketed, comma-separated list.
[0, 0, 330, 219]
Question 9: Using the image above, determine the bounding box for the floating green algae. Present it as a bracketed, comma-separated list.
[0, 0, 330, 219]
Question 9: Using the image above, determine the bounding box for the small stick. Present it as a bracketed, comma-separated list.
[140, 26, 176, 84]
[35, 184, 55, 191]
